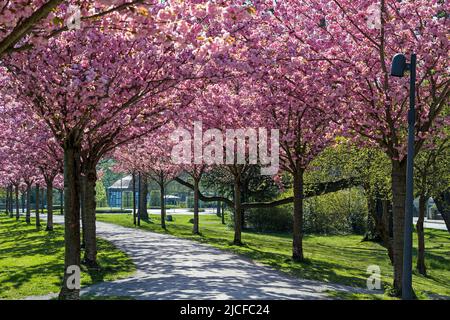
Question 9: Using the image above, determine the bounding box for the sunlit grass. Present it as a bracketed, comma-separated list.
[0, 215, 135, 299]
[97, 212, 450, 299]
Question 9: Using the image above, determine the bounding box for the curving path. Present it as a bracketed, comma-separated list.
[27, 216, 373, 300]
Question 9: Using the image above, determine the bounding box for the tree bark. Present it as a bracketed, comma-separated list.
[193, 178, 200, 234]
[364, 195, 394, 264]
[160, 182, 166, 229]
[391, 160, 407, 296]
[8, 186, 13, 217]
[15, 185, 20, 221]
[241, 192, 246, 229]
[46, 180, 54, 231]
[138, 173, 148, 220]
[221, 202, 225, 225]
[35, 185, 41, 227]
[41, 188, 45, 214]
[434, 189, 450, 233]
[132, 173, 137, 225]
[292, 169, 305, 262]
[160, 183, 166, 229]
[416, 194, 427, 276]
[26, 184, 31, 224]
[80, 175, 86, 249]
[5, 186, 9, 216]
[233, 176, 242, 245]
[58, 140, 81, 300]
[21, 192, 25, 218]
[82, 166, 98, 268]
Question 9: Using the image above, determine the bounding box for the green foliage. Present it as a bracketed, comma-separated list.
[255, 187, 368, 235]
[150, 190, 160, 207]
[97, 158, 124, 189]
[307, 141, 391, 200]
[304, 188, 368, 235]
[95, 181, 107, 208]
[96, 208, 131, 213]
[325, 290, 398, 300]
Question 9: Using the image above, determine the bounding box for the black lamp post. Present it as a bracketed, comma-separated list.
[390, 53, 417, 300]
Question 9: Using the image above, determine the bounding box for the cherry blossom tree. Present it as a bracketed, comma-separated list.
[1, 27, 183, 298]
[253, 0, 449, 295]
[0, 0, 156, 57]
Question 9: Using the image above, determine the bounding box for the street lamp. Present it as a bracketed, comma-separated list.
[390, 53, 417, 300]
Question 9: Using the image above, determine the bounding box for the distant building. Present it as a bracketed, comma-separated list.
[107, 176, 184, 208]
[107, 175, 137, 208]
[164, 195, 181, 206]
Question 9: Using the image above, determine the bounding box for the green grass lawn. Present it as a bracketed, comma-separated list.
[97, 213, 450, 300]
[0, 215, 136, 299]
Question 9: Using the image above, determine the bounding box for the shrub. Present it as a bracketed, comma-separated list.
[246, 206, 293, 232]
[245, 188, 368, 235]
[304, 188, 368, 235]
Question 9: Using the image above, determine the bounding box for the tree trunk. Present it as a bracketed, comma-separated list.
[8, 186, 13, 217]
[10, 186, 14, 217]
[26, 184, 31, 224]
[80, 174, 86, 249]
[82, 166, 98, 268]
[35, 185, 41, 227]
[137, 172, 141, 226]
[5, 186, 9, 216]
[391, 160, 407, 296]
[15, 185, 20, 221]
[241, 192, 246, 230]
[6, 186, 10, 216]
[416, 194, 427, 276]
[193, 178, 200, 234]
[60, 189, 64, 215]
[221, 202, 225, 225]
[138, 173, 148, 220]
[233, 176, 242, 245]
[41, 188, 45, 214]
[21, 192, 25, 218]
[58, 141, 81, 300]
[46, 180, 54, 231]
[380, 199, 394, 264]
[292, 168, 305, 262]
[364, 194, 394, 264]
[434, 189, 450, 233]
[363, 194, 382, 242]
[160, 183, 166, 229]
[132, 173, 136, 225]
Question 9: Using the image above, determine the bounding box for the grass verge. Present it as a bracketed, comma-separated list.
[0, 215, 136, 299]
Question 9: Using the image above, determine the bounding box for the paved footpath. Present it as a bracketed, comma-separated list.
[26, 216, 373, 300]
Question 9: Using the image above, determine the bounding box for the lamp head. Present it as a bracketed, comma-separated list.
[390, 53, 407, 77]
